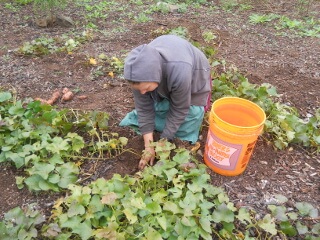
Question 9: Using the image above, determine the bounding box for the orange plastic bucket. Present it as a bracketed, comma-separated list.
[204, 97, 266, 176]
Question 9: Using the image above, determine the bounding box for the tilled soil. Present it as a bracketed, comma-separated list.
[0, 0, 319, 234]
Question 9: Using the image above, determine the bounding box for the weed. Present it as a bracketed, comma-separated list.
[14, 0, 32, 5]
[1, 54, 11, 62]
[168, 26, 189, 39]
[16, 31, 92, 56]
[110, 57, 124, 73]
[221, 0, 239, 11]
[239, 3, 253, 10]
[33, 0, 67, 16]
[202, 30, 217, 43]
[249, 13, 279, 24]
[296, 0, 314, 16]
[134, 12, 152, 23]
[151, 2, 170, 13]
[4, 2, 20, 11]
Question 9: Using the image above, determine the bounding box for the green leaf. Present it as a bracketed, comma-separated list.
[296, 221, 308, 235]
[67, 133, 85, 152]
[286, 130, 295, 141]
[5, 151, 24, 168]
[257, 214, 277, 235]
[274, 194, 288, 204]
[8, 101, 25, 116]
[68, 201, 86, 217]
[123, 208, 137, 224]
[46, 137, 71, 154]
[130, 197, 146, 209]
[217, 192, 229, 203]
[156, 216, 167, 231]
[119, 137, 128, 146]
[146, 202, 162, 213]
[60, 216, 93, 240]
[152, 188, 168, 203]
[205, 185, 224, 197]
[0, 92, 12, 102]
[212, 203, 235, 223]
[1, 146, 12, 151]
[18, 228, 37, 239]
[237, 207, 252, 224]
[164, 168, 178, 182]
[295, 202, 318, 217]
[168, 186, 182, 199]
[15, 174, 25, 188]
[199, 215, 212, 233]
[48, 173, 60, 184]
[268, 205, 288, 221]
[174, 220, 191, 238]
[56, 162, 79, 188]
[4, 207, 25, 224]
[222, 222, 235, 233]
[181, 215, 196, 227]
[266, 85, 278, 96]
[27, 162, 55, 180]
[172, 148, 190, 164]
[24, 174, 42, 191]
[24, 154, 40, 166]
[90, 178, 110, 195]
[179, 191, 197, 211]
[60, 214, 81, 229]
[287, 212, 298, 220]
[38, 178, 59, 191]
[163, 201, 182, 214]
[88, 195, 104, 213]
[279, 221, 297, 237]
[145, 227, 162, 240]
[0, 222, 8, 237]
[172, 175, 185, 189]
[312, 223, 320, 235]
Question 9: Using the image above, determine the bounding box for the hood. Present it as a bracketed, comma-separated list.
[124, 44, 162, 83]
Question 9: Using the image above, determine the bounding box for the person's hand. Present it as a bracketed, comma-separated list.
[138, 146, 155, 170]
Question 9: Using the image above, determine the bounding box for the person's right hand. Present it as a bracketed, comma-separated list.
[138, 146, 155, 170]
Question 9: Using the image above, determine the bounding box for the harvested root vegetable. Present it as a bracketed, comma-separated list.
[34, 98, 48, 104]
[61, 90, 74, 102]
[62, 87, 69, 94]
[47, 90, 61, 105]
[35, 89, 61, 105]
[77, 95, 88, 100]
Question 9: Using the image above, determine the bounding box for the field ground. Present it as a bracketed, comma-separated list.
[0, 0, 319, 237]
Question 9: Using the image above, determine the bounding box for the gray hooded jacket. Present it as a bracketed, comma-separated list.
[124, 35, 211, 140]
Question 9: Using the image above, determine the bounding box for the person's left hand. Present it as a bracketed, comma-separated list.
[138, 146, 155, 170]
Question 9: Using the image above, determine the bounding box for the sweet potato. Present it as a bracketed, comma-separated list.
[35, 89, 61, 105]
[34, 98, 48, 105]
[61, 90, 74, 102]
[77, 95, 88, 100]
[48, 90, 61, 104]
[62, 87, 69, 94]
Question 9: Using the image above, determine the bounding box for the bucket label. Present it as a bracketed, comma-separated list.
[205, 130, 242, 170]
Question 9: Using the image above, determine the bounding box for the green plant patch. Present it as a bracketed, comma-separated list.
[211, 65, 320, 153]
[0, 91, 128, 192]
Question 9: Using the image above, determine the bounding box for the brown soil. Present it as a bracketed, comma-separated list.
[0, 0, 319, 235]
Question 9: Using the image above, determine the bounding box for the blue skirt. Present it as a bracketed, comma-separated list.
[119, 99, 204, 144]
